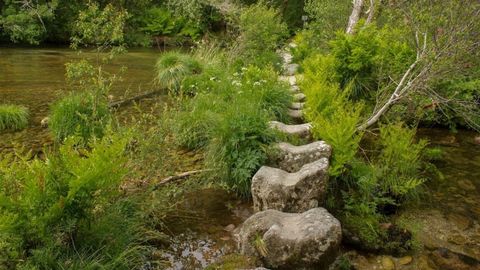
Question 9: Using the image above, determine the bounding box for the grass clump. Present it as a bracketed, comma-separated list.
[154, 51, 203, 93]
[0, 104, 29, 131]
[49, 93, 111, 143]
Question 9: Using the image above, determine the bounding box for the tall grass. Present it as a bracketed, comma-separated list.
[0, 104, 29, 131]
[49, 93, 111, 143]
[154, 51, 203, 93]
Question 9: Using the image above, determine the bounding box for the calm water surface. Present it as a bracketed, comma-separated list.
[0, 47, 162, 153]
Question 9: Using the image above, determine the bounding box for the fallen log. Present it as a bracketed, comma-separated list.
[109, 89, 164, 108]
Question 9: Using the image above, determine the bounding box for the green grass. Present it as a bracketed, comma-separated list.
[0, 104, 29, 131]
[49, 93, 110, 143]
[154, 51, 203, 93]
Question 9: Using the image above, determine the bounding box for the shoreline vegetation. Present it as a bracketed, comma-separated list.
[1, 0, 479, 269]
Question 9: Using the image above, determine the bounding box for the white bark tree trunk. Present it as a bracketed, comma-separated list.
[346, 0, 365, 34]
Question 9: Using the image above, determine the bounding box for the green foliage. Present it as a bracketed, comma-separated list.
[0, 132, 144, 269]
[70, 2, 127, 51]
[49, 93, 111, 143]
[174, 63, 290, 196]
[140, 7, 203, 39]
[237, 3, 288, 67]
[0, 105, 29, 131]
[0, 0, 58, 44]
[303, 0, 351, 48]
[154, 51, 203, 93]
[330, 24, 414, 101]
[303, 51, 431, 253]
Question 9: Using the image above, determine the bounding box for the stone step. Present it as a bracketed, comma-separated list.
[287, 109, 304, 123]
[294, 93, 306, 102]
[284, 63, 300, 76]
[252, 158, 329, 213]
[290, 85, 300, 93]
[271, 141, 332, 173]
[237, 207, 341, 270]
[279, 75, 297, 86]
[289, 102, 305, 110]
[269, 121, 312, 139]
[281, 52, 293, 64]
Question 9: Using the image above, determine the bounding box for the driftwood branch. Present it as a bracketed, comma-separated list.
[358, 32, 428, 131]
[109, 89, 164, 108]
[152, 169, 213, 190]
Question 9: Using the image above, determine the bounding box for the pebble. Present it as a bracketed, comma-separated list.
[398, 256, 413, 265]
[381, 256, 395, 270]
[224, 224, 236, 232]
[457, 180, 476, 191]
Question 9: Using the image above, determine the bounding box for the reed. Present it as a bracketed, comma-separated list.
[0, 104, 29, 131]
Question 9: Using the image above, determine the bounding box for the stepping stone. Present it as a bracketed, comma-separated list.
[237, 208, 341, 269]
[290, 85, 300, 93]
[289, 102, 304, 110]
[294, 93, 306, 102]
[284, 63, 300, 76]
[287, 109, 304, 123]
[271, 141, 332, 173]
[269, 121, 312, 139]
[280, 75, 297, 86]
[281, 52, 293, 64]
[252, 158, 329, 212]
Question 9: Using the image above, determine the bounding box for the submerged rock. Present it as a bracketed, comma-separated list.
[270, 141, 332, 173]
[236, 208, 341, 270]
[252, 158, 329, 212]
[269, 121, 312, 139]
[400, 209, 480, 262]
[474, 136, 480, 145]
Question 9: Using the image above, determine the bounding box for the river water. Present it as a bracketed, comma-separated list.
[0, 46, 161, 153]
[1, 48, 479, 269]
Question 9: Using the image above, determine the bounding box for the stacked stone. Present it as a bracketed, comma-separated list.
[236, 43, 342, 270]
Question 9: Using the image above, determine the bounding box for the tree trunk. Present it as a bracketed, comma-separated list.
[366, 0, 375, 24]
[346, 0, 365, 34]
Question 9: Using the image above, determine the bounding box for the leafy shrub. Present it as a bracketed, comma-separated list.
[140, 7, 203, 40]
[0, 133, 143, 269]
[206, 98, 275, 196]
[303, 51, 430, 253]
[154, 51, 203, 93]
[49, 93, 111, 143]
[237, 3, 288, 67]
[0, 104, 29, 131]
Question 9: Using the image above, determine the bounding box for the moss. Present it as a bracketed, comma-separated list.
[0, 104, 29, 131]
[205, 254, 256, 270]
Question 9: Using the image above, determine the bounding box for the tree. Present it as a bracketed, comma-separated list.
[359, 0, 480, 130]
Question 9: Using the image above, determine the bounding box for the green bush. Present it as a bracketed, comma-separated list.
[49, 93, 111, 143]
[237, 3, 288, 67]
[154, 51, 203, 93]
[206, 98, 275, 196]
[0, 104, 29, 131]
[0, 133, 143, 269]
[303, 51, 430, 253]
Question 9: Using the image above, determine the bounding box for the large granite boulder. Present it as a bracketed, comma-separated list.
[237, 208, 342, 270]
[252, 158, 329, 212]
[271, 141, 332, 173]
[269, 121, 312, 139]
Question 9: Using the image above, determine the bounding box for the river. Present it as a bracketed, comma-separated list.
[0, 46, 162, 153]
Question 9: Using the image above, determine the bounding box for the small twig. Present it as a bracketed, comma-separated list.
[153, 169, 214, 190]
